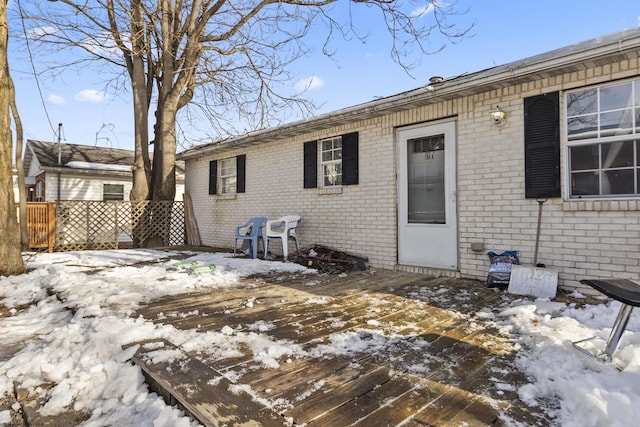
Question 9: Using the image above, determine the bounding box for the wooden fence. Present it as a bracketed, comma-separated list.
[26, 202, 56, 253]
[23, 201, 185, 253]
[55, 200, 185, 252]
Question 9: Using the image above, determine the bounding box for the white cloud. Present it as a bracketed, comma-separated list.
[74, 89, 107, 103]
[48, 94, 66, 105]
[80, 31, 127, 59]
[411, 2, 441, 18]
[294, 76, 325, 92]
[27, 25, 58, 40]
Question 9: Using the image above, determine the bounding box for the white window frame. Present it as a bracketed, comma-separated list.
[566, 78, 640, 199]
[321, 136, 342, 187]
[219, 157, 237, 195]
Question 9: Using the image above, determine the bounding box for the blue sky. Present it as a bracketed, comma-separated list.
[7, 0, 640, 153]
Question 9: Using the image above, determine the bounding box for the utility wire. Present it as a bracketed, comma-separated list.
[16, 0, 58, 141]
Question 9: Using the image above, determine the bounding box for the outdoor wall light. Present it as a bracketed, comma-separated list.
[491, 107, 506, 125]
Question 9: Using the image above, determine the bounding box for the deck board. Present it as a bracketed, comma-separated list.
[134, 268, 556, 426]
[307, 373, 418, 426]
[284, 364, 394, 424]
[131, 339, 284, 427]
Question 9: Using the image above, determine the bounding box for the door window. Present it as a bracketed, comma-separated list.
[407, 134, 445, 224]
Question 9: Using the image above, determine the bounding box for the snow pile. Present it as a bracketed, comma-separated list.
[0, 249, 311, 425]
[496, 298, 640, 426]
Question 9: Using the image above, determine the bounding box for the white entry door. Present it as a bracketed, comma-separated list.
[397, 121, 458, 270]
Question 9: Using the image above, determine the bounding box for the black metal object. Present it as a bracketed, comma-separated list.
[573, 278, 640, 361]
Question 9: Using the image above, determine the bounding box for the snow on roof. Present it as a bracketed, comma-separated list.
[65, 161, 132, 172]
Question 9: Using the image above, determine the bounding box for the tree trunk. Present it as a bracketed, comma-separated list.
[128, 0, 152, 201]
[129, 63, 152, 247]
[9, 75, 28, 250]
[151, 101, 177, 201]
[153, 1, 178, 202]
[129, 62, 151, 201]
[0, 1, 26, 275]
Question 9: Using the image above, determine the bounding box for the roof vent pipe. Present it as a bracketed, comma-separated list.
[57, 122, 62, 166]
[429, 76, 444, 84]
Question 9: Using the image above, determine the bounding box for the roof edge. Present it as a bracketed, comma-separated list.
[179, 27, 640, 160]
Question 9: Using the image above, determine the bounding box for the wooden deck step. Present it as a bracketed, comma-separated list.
[130, 339, 284, 427]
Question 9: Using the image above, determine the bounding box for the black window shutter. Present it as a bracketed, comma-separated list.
[236, 154, 246, 193]
[342, 132, 359, 185]
[208, 160, 217, 195]
[303, 140, 317, 188]
[524, 92, 560, 198]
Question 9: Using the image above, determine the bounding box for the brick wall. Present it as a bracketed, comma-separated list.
[185, 56, 640, 294]
[186, 118, 398, 268]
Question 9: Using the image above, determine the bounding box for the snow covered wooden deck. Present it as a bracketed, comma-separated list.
[134, 269, 555, 426]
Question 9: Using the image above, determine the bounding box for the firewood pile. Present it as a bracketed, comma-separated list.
[290, 244, 368, 274]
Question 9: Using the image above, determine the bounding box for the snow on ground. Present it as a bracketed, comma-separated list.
[495, 298, 640, 427]
[0, 249, 311, 426]
[0, 249, 639, 426]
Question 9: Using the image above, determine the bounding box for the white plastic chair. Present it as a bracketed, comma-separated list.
[264, 215, 300, 261]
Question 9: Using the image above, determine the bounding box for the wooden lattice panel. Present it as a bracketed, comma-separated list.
[54, 201, 185, 252]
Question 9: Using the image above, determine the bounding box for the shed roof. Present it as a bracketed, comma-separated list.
[24, 140, 185, 177]
[179, 27, 640, 160]
[25, 140, 134, 171]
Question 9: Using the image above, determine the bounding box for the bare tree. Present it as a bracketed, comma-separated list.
[19, 0, 156, 200]
[18, 1, 470, 200]
[9, 70, 28, 251]
[110, 0, 154, 201]
[1, 0, 26, 276]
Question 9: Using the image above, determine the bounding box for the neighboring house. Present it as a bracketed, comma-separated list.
[11, 164, 35, 202]
[23, 140, 185, 202]
[178, 28, 640, 294]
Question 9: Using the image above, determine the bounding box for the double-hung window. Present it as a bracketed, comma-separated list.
[219, 157, 237, 194]
[321, 136, 343, 187]
[103, 183, 124, 201]
[304, 132, 359, 189]
[567, 79, 640, 198]
[208, 155, 246, 195]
